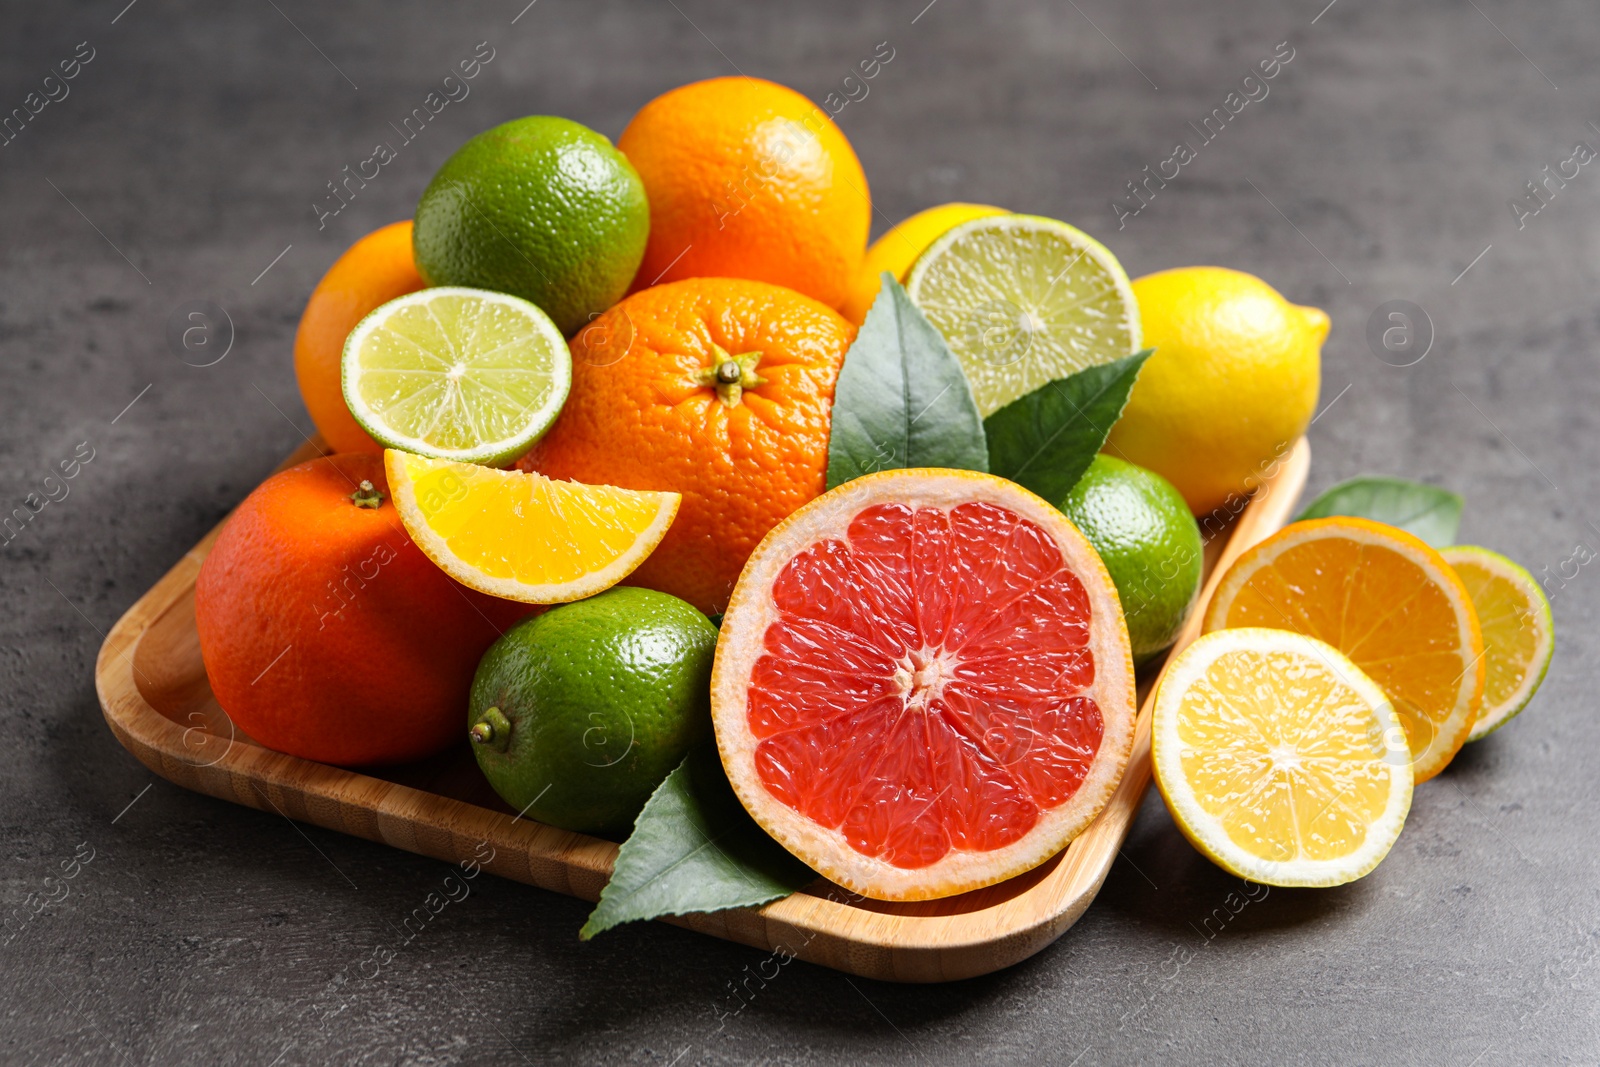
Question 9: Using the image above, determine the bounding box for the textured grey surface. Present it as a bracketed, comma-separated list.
[3, 0, 1598, 1063]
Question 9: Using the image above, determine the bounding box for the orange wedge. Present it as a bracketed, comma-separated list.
[1203, 517, 1484, 783]
[384, 450, 679, 605]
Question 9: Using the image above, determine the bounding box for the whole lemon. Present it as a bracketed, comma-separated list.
[1106, 267, 1327, 516]
[839, 202, 1006, 324]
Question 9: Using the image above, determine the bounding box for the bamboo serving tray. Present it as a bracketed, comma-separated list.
[96, 436, 1309, 983]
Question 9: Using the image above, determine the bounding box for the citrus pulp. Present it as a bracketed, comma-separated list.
[1441, 546, 1554, 740]
[1152, 627, 1413, 887]
[712, 468, 1137, 901]
[1204, 517, 1485, 782]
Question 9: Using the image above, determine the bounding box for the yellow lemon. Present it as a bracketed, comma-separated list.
[1152, 627, 1413, 887]
[1105, 267, 1328, 517]
[840, 202, 1006, 324]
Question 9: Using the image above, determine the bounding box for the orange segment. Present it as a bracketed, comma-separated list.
[712, 468, 1137, 901]
[1203, 517, 1484, 782]
[385, 450, 679, 604]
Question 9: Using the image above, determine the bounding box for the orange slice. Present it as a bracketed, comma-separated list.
[1203, 517, 1484, 783]
[385, 450, 679, 604]
[712, 468, 1137, 901]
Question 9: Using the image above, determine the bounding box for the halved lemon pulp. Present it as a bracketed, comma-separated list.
[385, 450, 678, 604]
[1152, 628, 1413, 887]
[1203, 517, 1485, 782]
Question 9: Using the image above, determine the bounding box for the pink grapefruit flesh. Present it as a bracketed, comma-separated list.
[712, 469, 1137, 901]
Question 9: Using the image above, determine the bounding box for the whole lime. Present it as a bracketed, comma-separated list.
[413, 116, 649, 336]
[467, 586, 717, 837]
[1060, 454, 1204, 665]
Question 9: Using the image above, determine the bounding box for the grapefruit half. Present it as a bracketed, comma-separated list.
[712, 469, 1138, 901]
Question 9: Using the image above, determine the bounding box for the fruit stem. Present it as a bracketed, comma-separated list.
[470, 707, 513, 752]
[349, 480, 385, 509]
[694, 343, 766, 408]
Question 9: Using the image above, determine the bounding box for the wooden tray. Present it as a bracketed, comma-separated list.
[96, 437, 1309, 983]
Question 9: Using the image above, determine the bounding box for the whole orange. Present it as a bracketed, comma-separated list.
[519, 277, 854, 615]
[195, 452, 529, 766]
[617, 77, 871, 310]
[293, 222, 426, 453]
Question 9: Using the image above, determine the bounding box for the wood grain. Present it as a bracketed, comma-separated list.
[95, 437, 1310, 983]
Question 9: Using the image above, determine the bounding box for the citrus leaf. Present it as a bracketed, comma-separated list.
[1295, 476, 1464, 547]
[982, 349, 1153, 503]
[825, 274, 988, 489]
[580, 746, 815, 939]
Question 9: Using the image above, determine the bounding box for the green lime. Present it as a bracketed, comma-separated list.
[904, 213, 1140, 415]
[413, 116, 649, 336]
[1060, 454, 1203, 665]
[1440, 546, 1555, 740]
[342, 287, 570, 466]
[467, 586, 718, 838]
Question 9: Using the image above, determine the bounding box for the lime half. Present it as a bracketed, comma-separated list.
[342, 287, 571, 466]
[905, 214, 1140, 415]
[1441, 546, 1555, 740]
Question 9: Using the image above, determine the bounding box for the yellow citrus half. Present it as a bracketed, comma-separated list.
[1203, 517, 1485, 782]
[1152, 627, 1413, 887]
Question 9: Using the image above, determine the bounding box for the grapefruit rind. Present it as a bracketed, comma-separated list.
[1202, 516, 1485, 784]
[384, 450, 679, 605]
[1152, 628, 1413, 888]
[711, 468, 1137, 902]
[1441, 546, 1554, 741]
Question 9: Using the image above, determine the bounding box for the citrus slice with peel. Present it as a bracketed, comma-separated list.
[711, 468, 1137, 901]
[1441, 546, 1554, 741]
[343, 287, 570, 467]
[1152, 627, 1413, 887]
[903, 214, 1140, 415]
[1203, 517, 1485, 783]
[384, 450, 678, 604]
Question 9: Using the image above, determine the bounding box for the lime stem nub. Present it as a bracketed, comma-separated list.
[350, 480, 385, 509]
[470, 707, 512, 751]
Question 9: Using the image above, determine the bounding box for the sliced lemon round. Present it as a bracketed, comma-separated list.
[1441, 546, 1555, 741]
[1152, 627, 1414, 888]
[903, 214, 1140, 415]
[343, 287, 570, 467]
[385, 450, 678, 604]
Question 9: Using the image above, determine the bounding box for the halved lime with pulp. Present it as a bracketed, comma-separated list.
[1441, 545, 1555, 740]
[904, 214, 1140, 415]
[342, 287, 571, 466]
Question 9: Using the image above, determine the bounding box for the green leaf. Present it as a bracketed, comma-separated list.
[982, 349, 1154, 503]
[1294, 476, 1464, 548]
[825, 274, 988, 489]
[580, 746, 815, 939]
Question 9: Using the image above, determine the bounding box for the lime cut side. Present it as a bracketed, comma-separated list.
[343, 287, 571, 466]
[1441, 546, 1555, 740]
[904, 214, 1140, 415]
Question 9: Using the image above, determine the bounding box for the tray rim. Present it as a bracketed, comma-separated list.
[95, 437, 1310, 982]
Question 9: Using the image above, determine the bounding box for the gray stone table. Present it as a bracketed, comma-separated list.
[3, 0, 1597, 1063]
